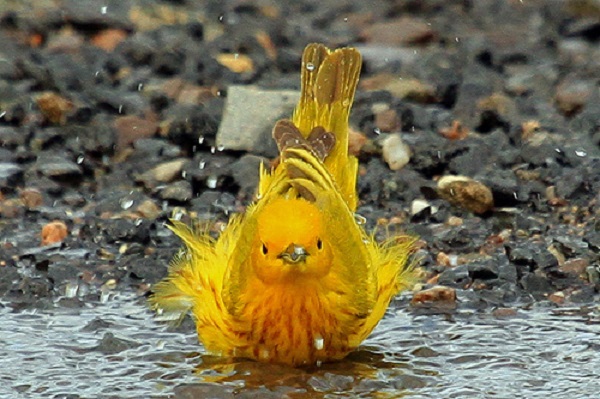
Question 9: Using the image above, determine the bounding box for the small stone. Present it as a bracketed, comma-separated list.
[381, 133, 411, 171]
[35, 155, 83, 181]
[555, 77, 593, 116]
[361, 73, 436, 102]
[216, 53, 255, 74]
[41, 221, 68, 246]
[439, 120, 469, 140]
[0, 127, 25, 148]
[36, 92, 74, 125]
[411, 199, 431, 216]
[114, 115, 158, 152]
[492, 308, 517, 318]
[91, 29, 128, 52]
[559, 258, 589, 277]
[437, 175, 494, 214]
[0, 163, 23, 188]
[216, 86, 299, 157]
[137, 158, 188, 187]
[375, 109, 401, 132]
[548, 291, 565, 305]
[160, 180, 193, 202]
[136, 199, 161, 219]
[20, 188, 43, 209]
[361, 17, 435, 45]
[348, 129, 367, 156]
[411, 286, 457, 306]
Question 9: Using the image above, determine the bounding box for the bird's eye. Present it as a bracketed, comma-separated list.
[261, 243, 268, 255]
[317, 239, 323, 250]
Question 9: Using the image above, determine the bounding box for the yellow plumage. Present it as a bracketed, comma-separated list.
[149, 43, 417, 366]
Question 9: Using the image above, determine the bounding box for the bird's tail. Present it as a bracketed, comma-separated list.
[260, 43, 362, 211]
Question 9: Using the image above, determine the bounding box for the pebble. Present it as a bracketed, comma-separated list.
[0, 162, 24, 187]
[36, 92, 74, 125]
[411, 286, 457, 306]
[41, 221, 68, 246]
[114, 115, 158, 152]
[437, 175, 494, 214]
[34, 155, 83, 180]
[375, 109, 401, 132]
[136, 158, 188, 187]
[361, 17, 435, 45]
[381, 133, 411, 171]
[160, 180, 193, 202]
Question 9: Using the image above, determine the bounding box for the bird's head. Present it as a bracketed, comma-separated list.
[252, 197, 332, 284]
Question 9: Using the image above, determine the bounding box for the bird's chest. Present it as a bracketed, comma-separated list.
[235, 285, 355, 365]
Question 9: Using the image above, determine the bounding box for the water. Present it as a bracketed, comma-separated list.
[1, 293, 598, 398]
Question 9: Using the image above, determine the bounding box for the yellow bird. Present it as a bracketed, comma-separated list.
[149, 43, 417, 367]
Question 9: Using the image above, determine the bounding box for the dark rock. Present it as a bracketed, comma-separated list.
[229, 154, 267, 194]
[520, 273, 554, 298]
[437, 265, 471, 288]
[0, 162, 24, 188]
[0, 126, 27, 148]
[34, 155, 83, 181]
[92, 332, 140, 355]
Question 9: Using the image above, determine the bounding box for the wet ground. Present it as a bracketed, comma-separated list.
[1, 0, 599, 398]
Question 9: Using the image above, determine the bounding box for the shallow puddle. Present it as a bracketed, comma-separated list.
[1, 293, 598, 398]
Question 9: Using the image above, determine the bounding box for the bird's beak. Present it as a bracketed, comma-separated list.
[279, 243, 307, 263]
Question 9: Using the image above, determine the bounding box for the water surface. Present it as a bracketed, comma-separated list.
[1, 293, 598, 398]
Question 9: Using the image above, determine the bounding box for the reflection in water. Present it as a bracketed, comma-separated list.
[0, 293, 598, 398]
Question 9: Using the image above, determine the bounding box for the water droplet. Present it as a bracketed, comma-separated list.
[455, 37, 460, 42]
[218, 15, 224, 22]
[118, 104, 123, 114]
[575, 149, 587, 157]
[138, 83, 144, 91]
[198, 136, 205, 144]
[217, 144, 225, 151]
[316, 360, 322, 367]
[120, 199, 134, 210]
[199, 160, 206, 169]
[373, 128, 381, 135]
[181, 170, 187, 178]
[306, 62, 315, 71]
[210, 146, 216, 154]
[0, 111, 6, 118]
[134, 218, 143, 227]
[101, 6, 108, 14]
[161, 201, 169, 211]
[314, 335, 324, 350]
[354, 214, 367, 225]
[554, 148, 562, 154]
[344, 17, 348, 22]
[207, 175, 218, 189]
[76, 155, 85, 164]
